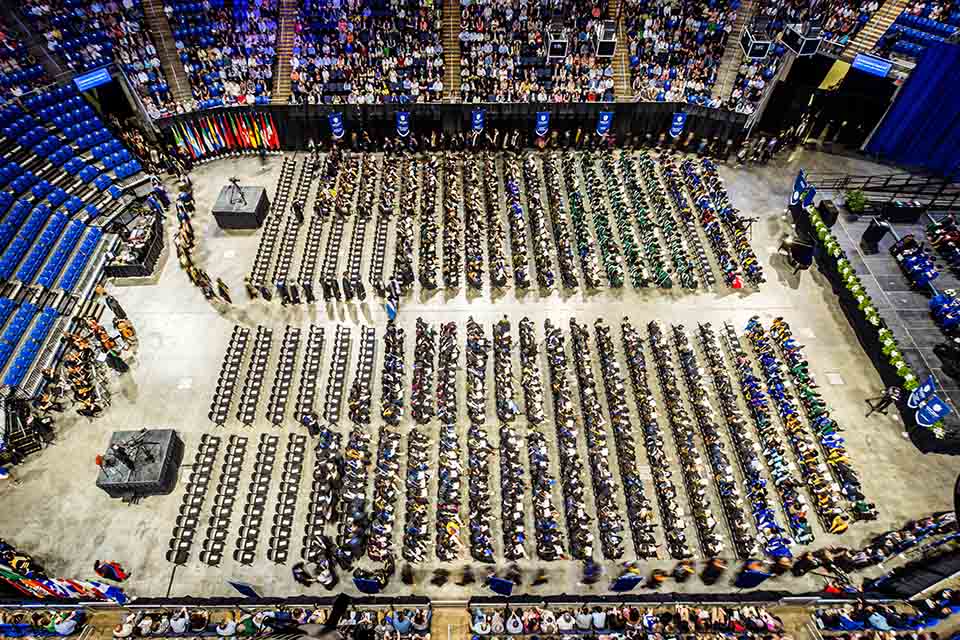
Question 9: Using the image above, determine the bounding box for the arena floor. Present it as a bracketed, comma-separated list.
[1, 148, 956, 600]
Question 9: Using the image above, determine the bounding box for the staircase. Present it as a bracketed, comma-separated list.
[844, 0, 909, 57]
[442, 0, 461, 102]
[273, 0, 298, 105]
[142, 0, 192, 103]
[713, 0, 755, 103]
[611, 0, 632, 101]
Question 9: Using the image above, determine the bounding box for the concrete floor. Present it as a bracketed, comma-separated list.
[1, 148, 956, 601]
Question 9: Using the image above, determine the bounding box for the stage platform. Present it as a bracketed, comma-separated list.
[95, 429, 183, 499]
[834, 214, 960, 430]
[212, 185, 269, 229]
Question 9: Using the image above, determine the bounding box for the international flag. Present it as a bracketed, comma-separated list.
[238, 112, 252, 148]
[247, 113, 261, 148]
[180, 123, 200, 159]
[220, 114, 235, 149]
[171, 124, 186, 155]
[205, 116, 222, 151]
[264, 112, 279, 149]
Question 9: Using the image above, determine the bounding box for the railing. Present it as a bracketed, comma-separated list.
[807, 172, 960, 210]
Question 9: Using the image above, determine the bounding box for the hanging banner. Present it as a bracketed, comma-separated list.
[471, 109, 485, 133]
[596, 111, 614, 136]
[790, 169, 808, 206]
[669, 112, 687, 138]
[396, 111, 410, 138]
[802, 185, 817, 207]
[535, 111, 550, 137]
[916, 394, 952, 427]
[329, 112, 345, 140]
[909, 375, 937, 409]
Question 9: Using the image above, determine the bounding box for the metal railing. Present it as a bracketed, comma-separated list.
[807, 172, 960, 210]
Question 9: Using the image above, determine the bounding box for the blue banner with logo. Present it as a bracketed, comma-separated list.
[669, 112, 687, 138]
[596, 111, 613, 136]
[908, 375, 936, 409]
[535, 112, 550, 137]
[916, 394, 951, 427]
[396, 111, 410, 138]
[328, 112, 345, 140]
[790, 170, 808, 206]
[802, 185, 817, 207]
[471, 109, 485, 133]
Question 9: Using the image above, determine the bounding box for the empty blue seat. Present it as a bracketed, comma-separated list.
[58, 227, 101, 292]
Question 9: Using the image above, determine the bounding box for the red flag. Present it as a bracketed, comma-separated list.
[268, 113, 280, 148]
[223, 114, 236, 148]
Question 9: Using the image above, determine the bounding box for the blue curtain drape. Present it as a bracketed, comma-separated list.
[866, 42, 960, 178]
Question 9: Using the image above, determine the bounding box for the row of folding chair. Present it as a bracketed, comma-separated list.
[323, 325, 352, 424]
[267, 433, 308, 564]
[234, 433, 279, 566]
[294, 325, 325, 423]
[209, 326, 250, 426]
[167, 435, 221, 565]
[200, 435, 247, 566]
[297, 209, 325, 287]
[302, 427, 342, 563]
[272, 216, 301, 286]
[267, 325, 302, 426]
[251, 214, 283, 287]
[659, 159, 716, 288]
[347, 326, 377, 426]
[368, 214, 390, 294]
[273, 155, 315, 290]
[345, 214, 368, 284]
[292, 152, 316, 204]
[236, 326, 273, 426]
[272, 158, 296, 215]
[335, 426, 373, 567]
[250, 158, 296, 285]
[320, 216, 346, 281]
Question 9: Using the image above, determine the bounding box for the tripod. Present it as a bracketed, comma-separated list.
[738, 216, 761, 240]
[228, 177, 247, 206]
[110, 428, 158, 473]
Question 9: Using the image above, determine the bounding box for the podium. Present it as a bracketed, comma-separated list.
[212, 185, 270, 229]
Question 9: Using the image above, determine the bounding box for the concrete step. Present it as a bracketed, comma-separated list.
[442, 0, 460, 102]
[713, 0, 755, 103]
[142, 0, 192, 102]
[272, 0, 299, 105]
[610, 0, 633, 100]
[843, 0, 909, 56]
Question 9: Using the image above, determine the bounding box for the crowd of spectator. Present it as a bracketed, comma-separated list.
[724, 0, 883, 114]
[459, 0, 614, 103]
[905, 0, 958, 22]
[289, 0, 444, 104]
[166, 0, 278, 111]
[821, 0, 882, 44]
[9, 0, 901, 114]
[19, 0, 176, 117]
[0, 17, 48, 99]
[623, 0, 733, 106]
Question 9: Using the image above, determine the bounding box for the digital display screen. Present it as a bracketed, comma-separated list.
[852, 53, 893, 77]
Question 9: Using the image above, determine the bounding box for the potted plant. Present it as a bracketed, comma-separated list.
[845, 189, 867, 215]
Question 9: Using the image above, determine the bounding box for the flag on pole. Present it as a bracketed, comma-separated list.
[269, 113, 280, 148]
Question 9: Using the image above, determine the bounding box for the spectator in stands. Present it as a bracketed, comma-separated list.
[168, 0, 278, 111]
[290, 0, 444, 105]
[459, 0, 614, 102]
[624, 0, 734, 105]
[20, 0, 175, 117]
[0, 17, 48, 99]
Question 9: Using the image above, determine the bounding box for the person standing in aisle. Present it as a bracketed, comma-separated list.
[216, 278, 232, 303]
